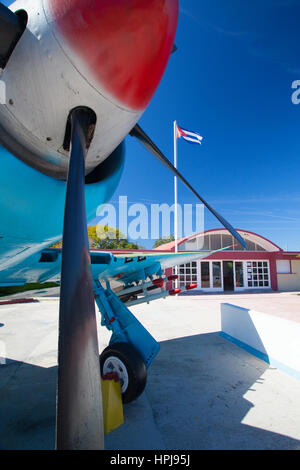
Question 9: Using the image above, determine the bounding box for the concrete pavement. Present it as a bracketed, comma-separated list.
[0, 292, 300, 450]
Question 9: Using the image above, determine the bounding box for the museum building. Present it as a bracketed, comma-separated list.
[155, 229, 300, 292]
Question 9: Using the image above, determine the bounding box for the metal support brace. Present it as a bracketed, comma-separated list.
[94, 280, 160, 369]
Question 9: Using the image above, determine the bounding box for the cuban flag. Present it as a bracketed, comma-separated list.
[176, 124, 203, 145]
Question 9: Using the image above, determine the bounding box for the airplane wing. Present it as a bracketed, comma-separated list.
[0, 245, 231, 302]
[92, 247, 231, 306]
[91, 247, 228, 284]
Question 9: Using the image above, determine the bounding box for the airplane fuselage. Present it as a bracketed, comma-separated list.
[0, 0, 178, 179]
[0, 0, 178, 283]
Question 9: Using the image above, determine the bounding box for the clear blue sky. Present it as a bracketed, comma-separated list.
[4, 0, 300, 250]
[113, 0, 300, 250]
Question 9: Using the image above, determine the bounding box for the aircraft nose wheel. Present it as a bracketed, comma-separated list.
[100, 342, 147, 404]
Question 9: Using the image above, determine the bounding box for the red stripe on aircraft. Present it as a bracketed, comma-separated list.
[49, 0, 179, 111]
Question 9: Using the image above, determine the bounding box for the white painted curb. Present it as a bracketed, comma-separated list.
[220, 303, 300, 380]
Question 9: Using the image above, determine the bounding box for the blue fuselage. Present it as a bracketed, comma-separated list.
[0, 143, 125, 286]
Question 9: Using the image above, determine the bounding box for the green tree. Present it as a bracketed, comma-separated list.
[153, 235, 175, 249]
[51, 225, 143, 250]
[88, 225, 142, 250]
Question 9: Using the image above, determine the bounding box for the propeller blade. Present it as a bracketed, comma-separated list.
[56, 108, 104, 450]
[0, 3, 26, 68]
[130, 124, 248, 250]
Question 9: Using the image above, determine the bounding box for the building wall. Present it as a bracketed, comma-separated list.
[159, 230, 300, 293]
[277, 260, 300, 291]
[167, 255, 274, 292]
[269, 256, 278, 291]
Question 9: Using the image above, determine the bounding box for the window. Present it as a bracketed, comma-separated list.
[198, 235, 209, 250]
[247, 261, 269, 287]
[210, 234, 222, 250]
[222, 234, 233, 249]
[276, 260, 291, 274]
[246, 240, 256, 251]
[233, 241, 245, 251]
[182, 233, 270, 252]
[173, 262, 197, 287]
[255, 244, 266, 252]
[185, 238, 197, 251]
[235, 262, 244, 288]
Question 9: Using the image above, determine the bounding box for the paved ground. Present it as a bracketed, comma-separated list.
[0, 290, 300, 450]
[184, 290, 300, 323]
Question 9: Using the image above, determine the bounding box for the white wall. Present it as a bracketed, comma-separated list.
[221, 303, 300, 380]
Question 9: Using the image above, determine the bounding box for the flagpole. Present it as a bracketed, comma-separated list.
[174, 120, 178, 254]
[173, 120, 178, 290]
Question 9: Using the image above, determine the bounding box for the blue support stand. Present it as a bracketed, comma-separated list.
[94, 280, 160, 369]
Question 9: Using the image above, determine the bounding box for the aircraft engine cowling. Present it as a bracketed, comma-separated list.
[0, 0, 179, 180]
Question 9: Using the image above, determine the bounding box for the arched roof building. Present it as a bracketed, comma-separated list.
[155, 229, 300, 292]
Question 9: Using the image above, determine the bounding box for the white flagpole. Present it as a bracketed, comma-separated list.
[174, 120, 178, 253]
[174, 121, 178, 290]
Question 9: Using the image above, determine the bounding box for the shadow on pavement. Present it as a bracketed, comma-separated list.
[1, 332, 299, 450]
[144, 332, 300, 450]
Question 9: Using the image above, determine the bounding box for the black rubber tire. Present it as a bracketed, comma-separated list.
[100, 342, 147, 404]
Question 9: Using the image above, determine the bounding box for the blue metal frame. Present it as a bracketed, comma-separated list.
[94, 280, 160, 369]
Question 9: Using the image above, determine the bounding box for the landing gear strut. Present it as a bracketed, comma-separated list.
[94, 280, 160, 404]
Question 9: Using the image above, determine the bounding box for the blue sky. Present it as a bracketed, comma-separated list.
[4, 0, 300, 250]
[112, 0, 300, 249]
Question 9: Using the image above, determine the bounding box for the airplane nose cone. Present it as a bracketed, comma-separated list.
[49, 0, 179, 111]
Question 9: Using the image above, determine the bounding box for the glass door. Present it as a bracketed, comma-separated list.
[200, 261, 223, 290]
[223, 261, 234, 291]
[234, 262, 244, 288]
[201, 262, 210, 288]
[212, 262, 222, 288]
